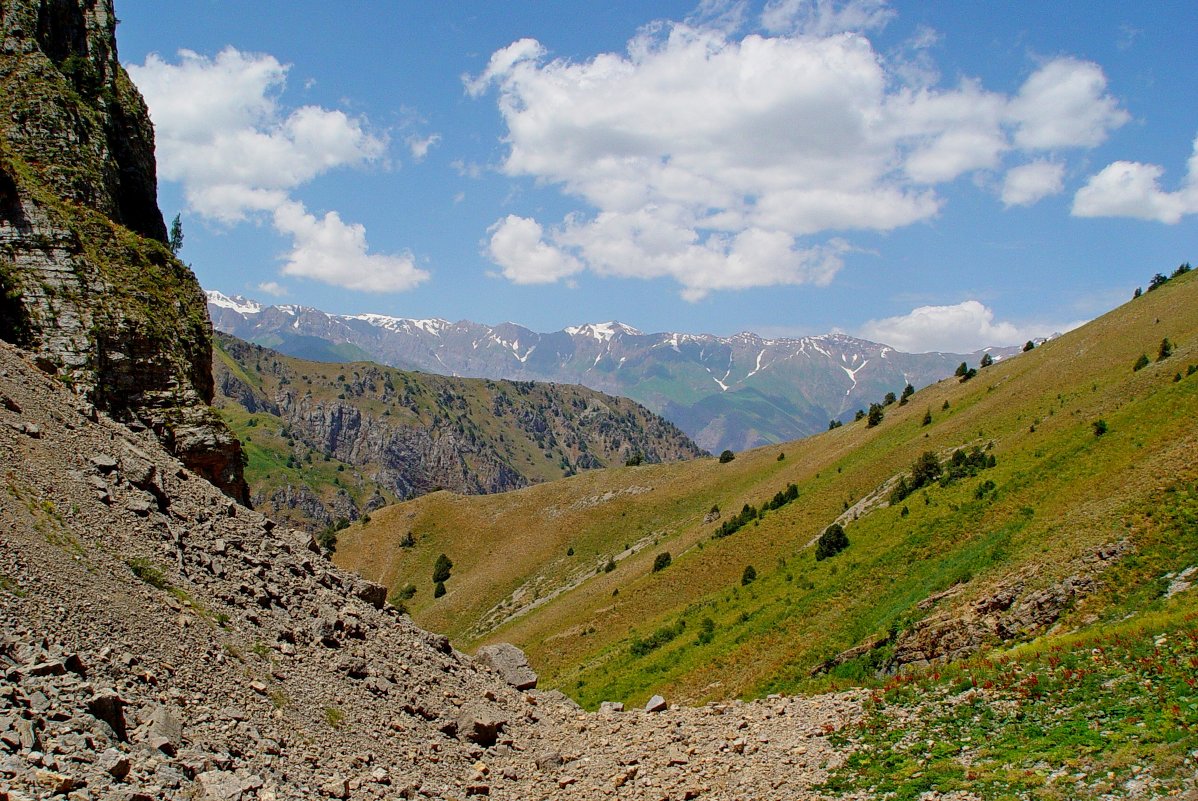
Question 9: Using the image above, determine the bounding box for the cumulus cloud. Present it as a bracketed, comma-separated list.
[1001, 160, 1065, 207]
[486, 215, 584, 284]
[468, 20, 1126, 299]
[131, 48, 427, 293]
[859, 300, 1078, 353]
[1009, 58, 1128, 150]
[273, 202, 428, 292]
[1072, 135, 1198, 223]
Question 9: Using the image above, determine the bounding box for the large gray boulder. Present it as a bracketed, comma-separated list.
[475, 643, 538, 691]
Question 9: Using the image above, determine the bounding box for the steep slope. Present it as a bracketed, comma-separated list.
[208, 290, 1020, 453]
[0, 0, 245, 500]
[339, 267, 1198, 712]
[212, 333, 705, 532]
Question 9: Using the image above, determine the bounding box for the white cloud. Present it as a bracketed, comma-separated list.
[406, 133, 441, 161]
[761, 0, 895, 36]
[1072, 136, 1198, 223]
[469, 22, 1126, 299]
[131, 48, 427, 293]
[486, 215, 583, 284]
[255, 281, 288, 297]
[1001, 160, 1065, 207]
[859, 300, 1078, 353]
[273, 202, 428, 293]
[1009, 58, 1128, 150]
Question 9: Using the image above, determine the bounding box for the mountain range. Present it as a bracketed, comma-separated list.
[208, 290, 1024, 453]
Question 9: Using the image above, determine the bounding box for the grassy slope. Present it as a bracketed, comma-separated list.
[338, 271, 1198, 712]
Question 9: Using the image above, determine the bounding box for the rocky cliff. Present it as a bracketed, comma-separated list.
[0, 0, 246, 501]
[213, 334, 705, 531]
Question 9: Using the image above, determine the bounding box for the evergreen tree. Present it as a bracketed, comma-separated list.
[866, 403, 884, 428]
[168, 214, 184, 255]
[815, 523, 849, 561]
[980, 353, 994, 368]
[899, 383, 915, 405]
[432, 553, 453, 584]
[741, 565, 757, 585]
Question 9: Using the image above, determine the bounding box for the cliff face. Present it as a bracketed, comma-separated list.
[0, 0, 247, 501]
[213, 334, 705, 531]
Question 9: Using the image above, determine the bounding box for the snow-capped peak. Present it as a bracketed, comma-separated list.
[564, 321, 643, 342]
[205, 290, 263, 316]
[350, 314, 451, 336]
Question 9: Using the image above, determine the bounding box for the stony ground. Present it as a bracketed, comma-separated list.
[0, 338, 867, 800]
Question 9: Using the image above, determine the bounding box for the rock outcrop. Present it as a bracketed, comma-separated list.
[0, 0, 247, 502]
[213, 334, 705, 530]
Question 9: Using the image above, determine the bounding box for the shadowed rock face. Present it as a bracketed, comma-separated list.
[0, 0, 247, 502]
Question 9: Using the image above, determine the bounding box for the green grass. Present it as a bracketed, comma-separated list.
[337, 269, 1198, 710]
[822, 607, 1198, 799]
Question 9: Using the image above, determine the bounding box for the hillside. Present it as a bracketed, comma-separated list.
[212, 333, 705, 532]
[339, 266, 1198, 715]
[208, 290, 1020, 453]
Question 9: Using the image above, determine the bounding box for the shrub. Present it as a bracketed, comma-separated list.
[718, 450, 735, 464]
[604, 558, 616, 573]
[432, 553, 453, 584]
[1133, 288, 1142, 299]
[883, 391, 897, 406]
[625, 453, 643, 466]
[1189, 365, 1197, 377]
[777, 452, 785, 461]
[433, 581, 446, 598]
[389, 583, 417, 606]
[854, 409, 865, 421]
[1133, 354, 1150, 372]
[815, 523, 849, 561]
[828, 419, 843, 430]
[1173, 262, 1192, 278]
[942, 400, 950, 410]
[1093, 419, 1109, 436]
[630, 620, 686, 657]
[695, 617, 715, 646]
[741, 565, 757, 585]
[980, 353, 994, 368]
[954, 361, 969, 377]
[1148, 272, 1169, 291]
[899, 384, 914, 405]
[652, 552, 672, 572]
[867, 403, 884, 428]
[1158, 338, 1174, 361]
[922, 409, 932, 426]
[127, 557, 169, 590]
[1023, 340, 1036, 351]
[400, 531, 416, 548]
[567, 546, 574, 556]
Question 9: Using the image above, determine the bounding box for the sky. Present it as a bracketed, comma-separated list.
[115, 0, 1197, 352]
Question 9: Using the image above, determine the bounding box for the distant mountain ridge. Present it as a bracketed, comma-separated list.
[208, 290, 1023, 452]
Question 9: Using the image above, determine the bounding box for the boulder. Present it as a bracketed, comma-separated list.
[644, 695, 667, 712]
[475, 643, 537, 691]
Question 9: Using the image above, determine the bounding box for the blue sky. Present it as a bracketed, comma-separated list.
[116, 1, 1196, 351]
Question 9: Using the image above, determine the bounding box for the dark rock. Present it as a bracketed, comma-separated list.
[475, 643, 537, 691]
[456, 712, 504, 747]
[87, 689, 127, 741]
